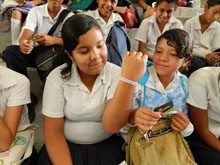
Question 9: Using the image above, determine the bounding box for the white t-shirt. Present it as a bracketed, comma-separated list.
[42, 62, 121, 144]
[85, 9, 124, 41]
[135, 13, 184, 57]
[187, 67, 220, 137]
[0, 66, 31, 125]
[184, 14, 220, 59]
[24, 3, 74, 37]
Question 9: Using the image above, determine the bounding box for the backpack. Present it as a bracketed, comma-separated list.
[106, 21, 130, 67]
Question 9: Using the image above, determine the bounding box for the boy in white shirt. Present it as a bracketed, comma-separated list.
[135, 0, 183, 61]
[184, 0, 220, 75]
[85, 0, 123, 41]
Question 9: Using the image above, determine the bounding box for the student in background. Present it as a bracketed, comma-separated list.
[9, 0, 42, 45]
[37, 14, 126, 165]
[184, 0, 220, 75]
[85, 0, 123, 41]
[103, 28, 193, 143]
[186, 67, 220, 165]
[135, 0, 183, 61]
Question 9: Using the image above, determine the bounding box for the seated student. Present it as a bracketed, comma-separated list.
[135, 0, 183, 61]
[85, 0, 124, 41]
[103, 29, 193, 148]
[186, 67, 220, 165]
[184, 0, 220, 75]
[9, 0, 42, 45]
[37, 14, 126, 165]
[0, 65, 36, 164]
[2, 0, 73, 122]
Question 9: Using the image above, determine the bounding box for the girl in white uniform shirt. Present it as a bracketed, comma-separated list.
[37, 14, 126, 165]
[0, 66, 36, 164]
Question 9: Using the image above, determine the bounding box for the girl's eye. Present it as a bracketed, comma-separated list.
[97, 43, 104, 49]
[79, 50, 88, 55]
[155, 50, 162, 54]
[170, 53, 177, 57]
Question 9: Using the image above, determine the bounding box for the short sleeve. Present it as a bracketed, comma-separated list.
[7, 76, 30, 107]
[187, 70, 208, 110]
[135, 19, 150, 43]
[42, 70, 65, 118]
[23, 7, 38, 32]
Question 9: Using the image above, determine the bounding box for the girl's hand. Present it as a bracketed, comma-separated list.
[134, 107, 161, 132]
[171, 111, 189, 132]
[121, 51, 148, 82]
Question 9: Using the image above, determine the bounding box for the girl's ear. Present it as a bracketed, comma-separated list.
[65, 50, 74, 62]
[181, 59, 190, 67]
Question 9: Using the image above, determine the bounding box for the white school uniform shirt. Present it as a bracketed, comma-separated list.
[42, 62, 121, 144]
[187, 67, 220, 138]
[184, 14, 220, 59]
[0, 66, 31, 125]
[24, 3, 74, 37]
[85, 9, 124, 41]
[135, 13, 184, 57]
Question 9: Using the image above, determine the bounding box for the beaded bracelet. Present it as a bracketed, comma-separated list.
[120, 77, 138, 86]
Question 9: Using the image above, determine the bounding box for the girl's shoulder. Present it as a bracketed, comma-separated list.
[0, 66, 29, 90]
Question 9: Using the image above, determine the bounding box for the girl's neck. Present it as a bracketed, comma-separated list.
[79, 72, 98, 92]
[158, 73, 175, 89]
[199, 14, 211, 33]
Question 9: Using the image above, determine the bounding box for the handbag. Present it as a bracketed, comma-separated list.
[120, 9, 138, 28]
[0, 124, 37, 165]
[125, 119, 196, 165]
[35, 9, 71, 71]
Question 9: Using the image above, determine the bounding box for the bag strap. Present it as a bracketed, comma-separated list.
[138, 64, 187, 107]
[47, 9, 71, 36]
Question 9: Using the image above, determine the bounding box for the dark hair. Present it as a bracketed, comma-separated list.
[156, 0, 178, 8]
[156, 28, 192, 60]
[53, 14, 102, 80]
[206, 0, 220, 8]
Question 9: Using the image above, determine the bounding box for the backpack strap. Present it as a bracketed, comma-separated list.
[138, 62, 187, 107]
[48, 9, 71, 36]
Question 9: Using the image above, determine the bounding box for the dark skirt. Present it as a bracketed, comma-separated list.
[185, 132, 220, 165]
[37, 134, 125, 165]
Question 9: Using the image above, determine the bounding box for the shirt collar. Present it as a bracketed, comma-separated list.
[43, 3, 64, 20]
[149, 13, 176, 25]
[66, 62, 107, 86]
[194, 14, 216, 30]
[93, 9, 114, 24]
[146, 65, 179, 92]
[0, 66, 17, 90]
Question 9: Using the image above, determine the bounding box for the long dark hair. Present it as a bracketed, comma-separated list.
[52, 14, 102, 80]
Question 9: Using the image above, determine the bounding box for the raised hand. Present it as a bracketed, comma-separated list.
[134, 107, 161, 132]
[121, 51, 148, 82]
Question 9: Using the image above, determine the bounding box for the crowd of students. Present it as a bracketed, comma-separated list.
[1, 0, 220, 164]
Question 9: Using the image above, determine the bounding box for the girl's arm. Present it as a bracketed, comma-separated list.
[44, 116, 73, 165]
[0, 106, 23, 152]
[189, 105, 220, 152]
[103, 51, 148, 134]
